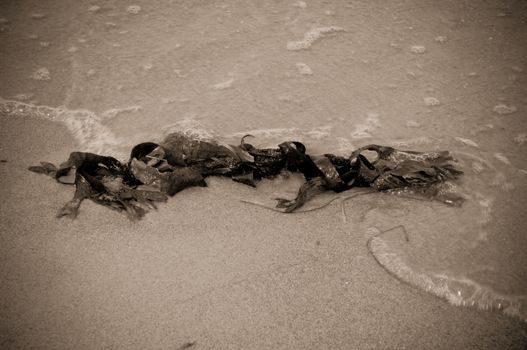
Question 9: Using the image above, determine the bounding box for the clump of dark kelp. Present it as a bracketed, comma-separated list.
[29, 132, 464, 220]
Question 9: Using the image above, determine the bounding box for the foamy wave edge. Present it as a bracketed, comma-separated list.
[369, 236, 527, 322]
[0, 98, 140, 158]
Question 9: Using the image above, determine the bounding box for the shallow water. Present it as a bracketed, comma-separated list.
[1, 0, 526, 322]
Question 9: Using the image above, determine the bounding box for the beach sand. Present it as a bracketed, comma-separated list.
[1, 117, 526, 349]
[2, 0, 527, 348]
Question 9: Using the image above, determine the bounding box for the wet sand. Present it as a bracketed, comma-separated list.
[1, 117, 526, 349]
[2, 0, 527, 348]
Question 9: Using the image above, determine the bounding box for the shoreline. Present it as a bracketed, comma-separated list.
[1, 115, 526, 349]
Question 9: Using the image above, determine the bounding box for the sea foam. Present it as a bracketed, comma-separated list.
[286, 26, 344, 51]
[0, 98, 140, 158]
[368, 229, 527, 322]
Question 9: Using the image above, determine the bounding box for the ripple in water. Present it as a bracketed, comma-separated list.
[366, 149, 527, 322]
[369, 230, 526, 322]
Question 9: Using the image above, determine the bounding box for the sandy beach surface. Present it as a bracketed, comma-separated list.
[1, 115, 525, 349]
[1, 0, 527, 349]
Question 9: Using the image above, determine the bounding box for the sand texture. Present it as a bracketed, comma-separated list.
[1, 0, 527, 348]
[1, 117, 526, 349]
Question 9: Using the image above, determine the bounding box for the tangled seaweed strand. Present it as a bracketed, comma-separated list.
[28, 132, 464, 220]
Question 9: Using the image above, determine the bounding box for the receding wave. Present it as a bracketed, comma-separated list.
[4, 97, 525, 323]
[0, 98, 348, 158]
[362, 149, 527, 323]
[0, 98, 140, 158]
[368, 227, 527, 322]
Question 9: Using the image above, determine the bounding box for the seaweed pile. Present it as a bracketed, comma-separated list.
[29, 132, 464, 220]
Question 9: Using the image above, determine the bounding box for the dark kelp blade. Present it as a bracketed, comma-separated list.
[27, 131, 466, 219]
[56, 167, 76, 184]
[28, 161, 58, 176]
[56, 174, 94, 218]
[129, 158, 164, 186]
[232, 172, 256, 187]
[119, 188, 168, 202]
[311, 155, 346, 191]
[160, 167, 207, 196]
[224, 143, 255, 163]
[122, 201, 147, 220]
[275, 178, 327, 212]
[56, 198, 83, 219]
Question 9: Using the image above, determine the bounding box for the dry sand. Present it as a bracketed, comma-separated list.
[1, 117, 526, 349]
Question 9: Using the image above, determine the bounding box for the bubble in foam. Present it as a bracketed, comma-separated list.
[470, 123, 493, 136]
[31, 67, 51, 81]
[296, 62, 313, 75]
[304, 125, 332, 140]
[126, 5, 142, 14]
[334, 137, 355, 156]
[493, 103, 517, 115]
[410, 45, 426, 54]
[391, 136, 434, 148]
[491, 172, 514, 191]
[39, 41, 51, 48]
[493, 153, 512, 166]
[424, 97, 440, 106]
[211, 78, 234, 90]
[100, 106, 141, 119]
[12, 93, 34, 101]
[350, 113, 380, 139]
[88, 5, 101, 12]
[454, 137, 479, 148]
[514, 133, 526, 145]
[369, 235, 527, 322]
[67, 46, 79, 53]
[471, 161, 485, 174]
[477, 197, 493, 225]
[351, 129, 372, 139]
[160, 117, 218, 142]
[286, 26, 344, 51]
[0, 17, 8, 24]
[434, 36, 447, 43]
